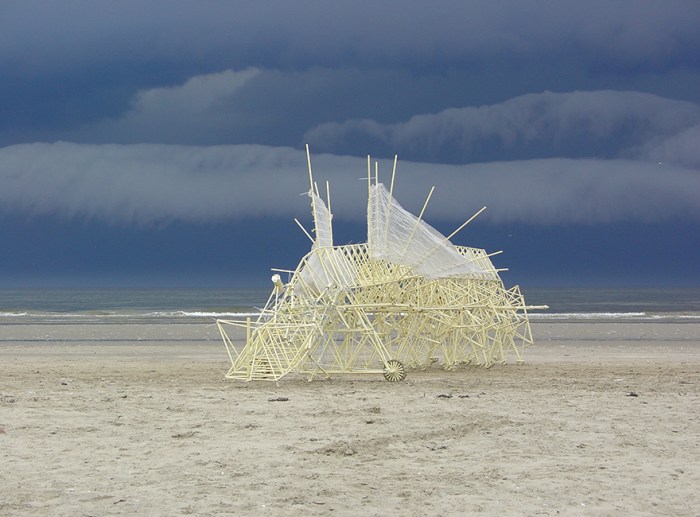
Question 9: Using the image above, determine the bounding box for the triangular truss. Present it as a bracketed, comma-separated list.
[217, 148, 546, 381]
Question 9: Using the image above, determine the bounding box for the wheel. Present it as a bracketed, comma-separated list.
[383, 359, 406, 382]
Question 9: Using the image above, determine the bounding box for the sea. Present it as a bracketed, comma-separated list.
[0, 287, 699, 323]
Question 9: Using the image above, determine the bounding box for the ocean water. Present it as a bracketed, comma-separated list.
[522, 287, 700, 321]
[0, 287, 699, 322]
[0, 288, 270, 323]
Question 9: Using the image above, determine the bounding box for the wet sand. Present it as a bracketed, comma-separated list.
[1, 320, 699, 516]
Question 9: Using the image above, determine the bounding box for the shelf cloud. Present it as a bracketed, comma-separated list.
[305, 91, 700, 165]
[2, 142, 697, 225]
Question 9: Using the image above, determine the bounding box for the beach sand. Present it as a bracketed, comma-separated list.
[1, 320, 699, 516]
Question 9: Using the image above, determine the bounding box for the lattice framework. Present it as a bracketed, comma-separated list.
[217, 149, 545, 381]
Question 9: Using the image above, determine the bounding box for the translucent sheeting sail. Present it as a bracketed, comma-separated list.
[311, 191, 333, 249]
[368, 183, 484, 279]
[294, 192, 355, 295]
[295, 247, 357, 296]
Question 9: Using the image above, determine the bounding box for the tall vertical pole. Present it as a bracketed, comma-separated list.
[367, 154, 372, 251]
[326, 180, 333, 245]
[305, 144, 317, 244]
[389, 155, 397, 197]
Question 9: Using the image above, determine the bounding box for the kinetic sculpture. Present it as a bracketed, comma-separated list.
[217, 147, 545, 381]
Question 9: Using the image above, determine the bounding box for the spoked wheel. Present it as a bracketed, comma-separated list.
[383, 359, 406, 382]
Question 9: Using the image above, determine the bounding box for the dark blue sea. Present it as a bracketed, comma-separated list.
[1, 287, 699, 323]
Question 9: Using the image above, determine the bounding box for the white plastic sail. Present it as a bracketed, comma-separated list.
[296, 192, 355, 295]
[368, 183, 483, 279]
[311, 191, 333, 249]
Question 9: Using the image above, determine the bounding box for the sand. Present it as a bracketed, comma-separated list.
[1, 319, 699, 516]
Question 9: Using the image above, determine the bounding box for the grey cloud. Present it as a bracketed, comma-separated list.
[3, 2, 699, 147]
[399, 159, 700, 225]
[305, 91, 700, 164]
[77, 67, 482, 146]
[641, 124, 700, 169]
[3, 1, 698, 72]
[1, 142, 698, 226]
[0, 142, 311, 223]
[91, 69, 262, 144]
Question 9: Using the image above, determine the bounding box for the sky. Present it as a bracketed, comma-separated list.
[1, 0, 699, 288]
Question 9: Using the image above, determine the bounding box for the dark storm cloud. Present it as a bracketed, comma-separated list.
[81, 67, 415, 145]
[3, 1, 698, 71]
[79, 67, 507, 146]
[57, 73, 700, 172]
[304, 90, 700, 164]
[2, 1, 700, 145]
[86, 69, 264, 144]
[1, 143, 698, 225]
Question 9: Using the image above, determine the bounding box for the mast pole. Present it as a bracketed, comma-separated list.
[367, 154, 372, 251]
[305, 144, 317, 239]
[326, 180, 333, 245]
[384, 155, 398, 246]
